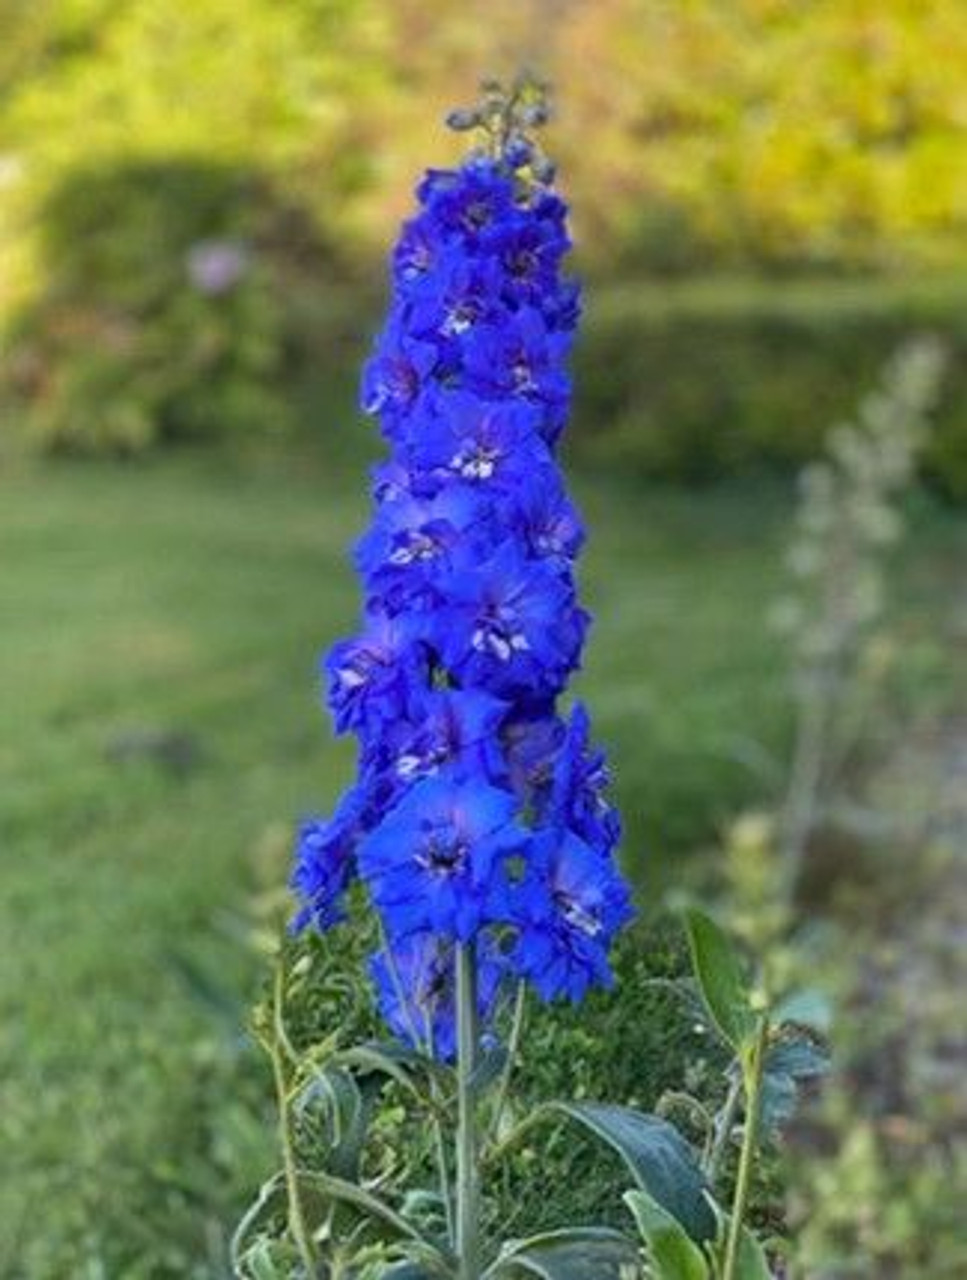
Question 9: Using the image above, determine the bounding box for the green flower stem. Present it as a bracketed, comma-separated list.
[269, 960, 318, 1278]
[455, 942, 482, 1280]
[721, 1017, 769, 1280]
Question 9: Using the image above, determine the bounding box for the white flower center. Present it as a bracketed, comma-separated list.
[453, 444, 499, 480]
[389, 530, 441, 565]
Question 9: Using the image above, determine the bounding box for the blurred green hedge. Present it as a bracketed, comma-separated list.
[1, 159, 322, 454]
[570, 277, 967, 497]
[4, 154, 966, 495]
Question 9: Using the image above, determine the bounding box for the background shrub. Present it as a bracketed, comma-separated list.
[5, 1, 966, 277]
[284, 276, 967, 496]
[2, 2, 966, 472]
[1, 161, 329, 453]
[570, 277, 967, 496]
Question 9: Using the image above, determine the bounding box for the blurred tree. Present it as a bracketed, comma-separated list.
[555, 0, 967, 269]
[3, 0, 966, 286]
[2, 0, 967, 455]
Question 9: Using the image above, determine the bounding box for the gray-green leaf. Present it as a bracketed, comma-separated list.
[230, 1172, 285, 1270]
[773, 988, 832, 1037]
[683, 909, 756, 1054]
[550, 1102, 716, 1243]
[760, 1035, 830, 1132]
[489, 1227, 640, 1279]
[296, 1063, 370, 1181]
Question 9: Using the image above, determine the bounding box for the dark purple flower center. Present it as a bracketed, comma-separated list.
[463, 200, 493, 231]
[509, 249, 538, 279]
[419, 833, 469, 874]
[389, 528, 444, 565]
[387, 358, 420, 403]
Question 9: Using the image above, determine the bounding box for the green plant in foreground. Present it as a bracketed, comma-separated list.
[234, 903, 830, 1278]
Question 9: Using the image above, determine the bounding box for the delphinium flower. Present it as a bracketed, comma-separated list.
[292, 78, 633, 1059]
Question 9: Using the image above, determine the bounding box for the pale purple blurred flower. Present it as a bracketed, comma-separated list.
[186, 239, 249, 295]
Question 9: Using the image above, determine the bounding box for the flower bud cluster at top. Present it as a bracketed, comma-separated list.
[292, 79, 632, 1059]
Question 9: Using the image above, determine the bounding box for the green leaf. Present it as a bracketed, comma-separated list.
[624, 1190, 709, 1280]
[297, 1170, 432, 1247]
[296, 1063, 371, 1181]
[735, 1227, 773, 1279]
[242, 1238, 286, 1280]
[333, 1040, 443, 1103]
[230, 1172, 285, 1270]
[489, 1227, 639, 1279]
[683, 909, 756, 1054]
[551, 1102, 716, 1243]
[388, 1239, 458, 1277]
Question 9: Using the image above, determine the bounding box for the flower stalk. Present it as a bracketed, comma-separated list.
[456, 943, 482, 1279]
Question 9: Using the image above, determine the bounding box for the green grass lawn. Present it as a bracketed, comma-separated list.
[0, 448, 962, 1276]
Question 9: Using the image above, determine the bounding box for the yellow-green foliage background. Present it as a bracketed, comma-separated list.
[4, 0, 967, 302]
[3, 0, 967, 478]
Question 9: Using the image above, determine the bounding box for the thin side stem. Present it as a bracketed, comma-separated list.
[705, 1071, 743, 1186]
[426, 1019, 455, 1248]
[377, 918, 455, 1244]
[435, 1120, 456, 1247]
[486, 981, 527, 1151]
[377, 915, 426, 1053]
[455, 942, 481, 1280]
[721, 1018, 769, 1280]
[269, 962, 318, 1278]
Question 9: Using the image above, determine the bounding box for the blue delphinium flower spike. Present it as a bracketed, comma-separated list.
[292, 86, 633, 1056]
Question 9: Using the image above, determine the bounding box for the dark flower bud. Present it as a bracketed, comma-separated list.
[519, 103, 550, 129]
[531, 154, 556, 185]
[464, 145, 491, 169]
[504, 133, 533, 169]
[446, 108, 481, 132]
